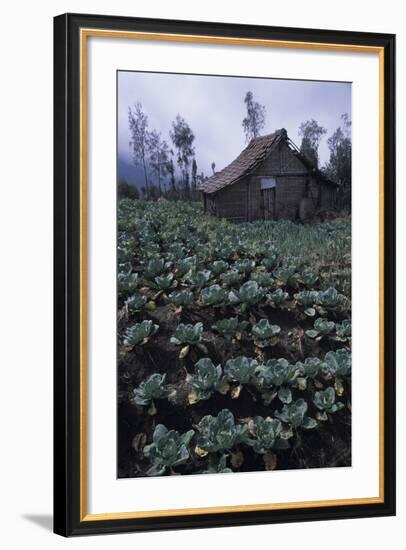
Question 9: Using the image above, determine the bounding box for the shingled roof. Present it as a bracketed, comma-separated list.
[199, 128, 336, 194]
[199, 130, 284, 194]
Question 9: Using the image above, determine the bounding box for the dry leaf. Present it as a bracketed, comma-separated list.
[147, 401, 157, 416]
[194, 446, 208, 458]
[132, 433, 147, 454]
[179, 345, 190, 359]
[231, 384, 242, 399]
[334, 379, 345, 396]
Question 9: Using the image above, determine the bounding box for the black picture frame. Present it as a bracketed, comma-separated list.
[54, 12, 396, 536]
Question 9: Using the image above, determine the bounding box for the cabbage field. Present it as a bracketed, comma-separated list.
[117, 200, 351, 478]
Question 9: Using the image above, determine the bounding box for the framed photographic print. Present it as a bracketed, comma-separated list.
[53, 13, 396, 536]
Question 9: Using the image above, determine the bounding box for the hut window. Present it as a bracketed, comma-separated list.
[260, 177, 276, 190]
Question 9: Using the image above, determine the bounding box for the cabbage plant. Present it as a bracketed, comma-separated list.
[210, 260, 229, 275]
[154, 273, 175, 290]
[256, 358, 298, 387]
[144, 257, 165, 279]
[118, 271, 138, 295]
[335, 319, 352, 340]
[132, 373, 175, 406]
[220, 270, 243, 286]
[124, 320, 159, 347]
[187, 358, 227, 403]
[187, 269, 211, 289]
[275, 399, 317, 430]
[268, 288, 289, 305]
[273, 265, 300, 288]
[196, 409, 249, 453]
[200, 284, 228, 307]
[234, 258, 255, 274]
[297, 357, 323, 378]
[176, 256, 196, 276]
[170, 322, 203, 345]
[228, 280, 266, 311]
[314, 386, 344, 418]
[251, 319, 281, 347]
[250, 271, 275, 288]
[322, 349, 351, 377]
[168, 289, 194, 307]
[300, 271, 319, 287]
[224, 356, 258, 385]
[247, 417, 284, 454]
[306, 318, 336, 339]
[316, 287, 345, 308]
[143, 425, 195, 476]
[295, 290, 319, 307]
[211, 317, 248, 340]
[125, 293, 147, 312]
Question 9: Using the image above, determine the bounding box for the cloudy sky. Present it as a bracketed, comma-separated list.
[117, 70, 351, 178]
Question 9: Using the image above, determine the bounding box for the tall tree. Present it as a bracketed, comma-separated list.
[211, 161, 216, 175]
[170, 115, 195, 197]
[298, 119, 327, 167]
[324, 114, 352, 210]
[191, 158, 198, 198]
[242, 91, 266, 142]
[128, 102, 150, 197]
[148, 130, 170, 196]
[167, 157, 177, 199]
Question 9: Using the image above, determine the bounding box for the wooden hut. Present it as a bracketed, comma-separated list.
[199, 129, 337, 223]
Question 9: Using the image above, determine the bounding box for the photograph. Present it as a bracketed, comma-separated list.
[116, 70, 352, 479]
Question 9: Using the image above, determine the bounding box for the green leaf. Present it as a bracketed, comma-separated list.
[278, 387, 292, 404]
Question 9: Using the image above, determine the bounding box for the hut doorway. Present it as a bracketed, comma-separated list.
[261, 177, 276, 220]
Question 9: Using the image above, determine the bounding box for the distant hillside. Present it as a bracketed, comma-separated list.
[117, 157, 145, 189]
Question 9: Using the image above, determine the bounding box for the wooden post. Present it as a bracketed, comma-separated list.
[246, 181, 250, 222]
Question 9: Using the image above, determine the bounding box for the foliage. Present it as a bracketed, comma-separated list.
[117, 200, 352, 477]
[306, 318, 336, 339]
[322, 349, 351, 378]
[246, 417, 284, 454]
[256, 358, 299, 388]
[251, 319, 281, 347]
[211, 260, 229, 275]
[200, 454, 232, 474]
[335, 319, 352, 340]
[118, 271, 138, 296]
[143, 425, 194, 476]
[170, 322, 203, 345]
[251, 271, 275, 288]
[200, 284, 228, 307]
[154, 273, 175, 290]
[314, 387, 344, 417]
[229, 280, 266, 311]
[242, 91, 266, 142]
[224, 356, 258, 385]
[132, 373, 175, 406]
[187, 359, 227, 403]
[298, 119, 327, 167]
[268, 288, 289, 305]
[168, 289, 194, 307]
[144, 257, 165, 279]
[125, 293, 147, 312]
[211, 317, 249, 340]
[297, 357, 323, 378]
[124, 320, 159, 347]
[196, 409, 249, 453]
[275, 399, 318, 430]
